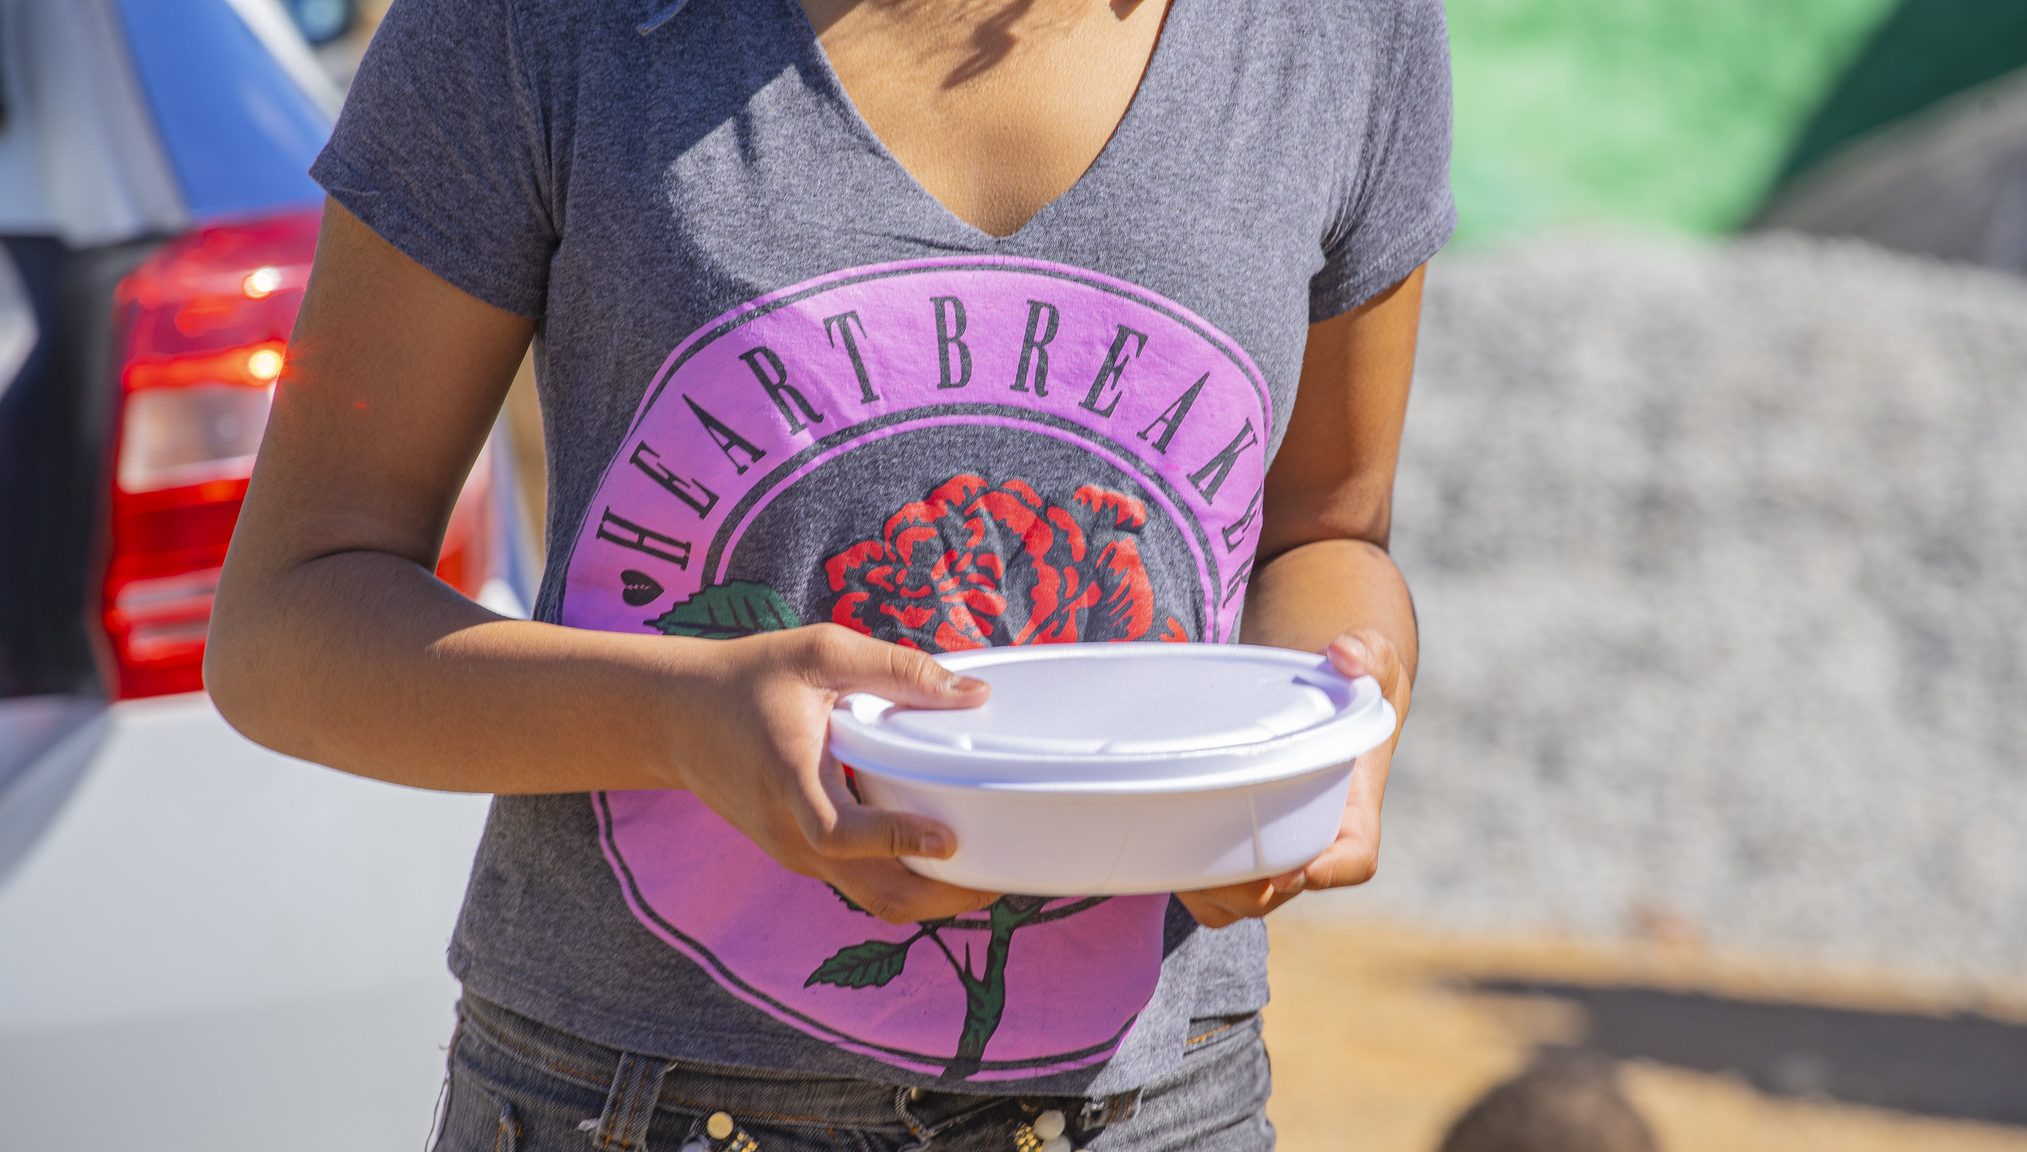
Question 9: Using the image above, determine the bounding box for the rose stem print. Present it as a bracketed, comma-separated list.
[648, 474, 1187, 1077]
[811, 891, 1108, 1077]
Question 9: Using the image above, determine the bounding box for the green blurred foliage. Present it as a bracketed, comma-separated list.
[1446, 0, 1896, 247]
[1776, 0, 2027, 185]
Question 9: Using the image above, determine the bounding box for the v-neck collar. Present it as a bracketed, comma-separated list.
[779, 0, 1182, 246]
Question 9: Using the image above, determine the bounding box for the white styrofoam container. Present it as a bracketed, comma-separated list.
[828, 643, 1397, 895]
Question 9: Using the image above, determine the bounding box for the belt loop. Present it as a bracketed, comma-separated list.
[1077, 1088, 1142, 1131]
[592, 1052, 673, 1150]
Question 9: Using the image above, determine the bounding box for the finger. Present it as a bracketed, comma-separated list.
[829, 858, 999, 924]
[1178, 891, 1296, 928]
[786, 748, 956, 862]
[1177, 879, 1288, 928]
[1174, 890, 1239, 929]
[1326, 628, 1400, 687]
[1298, 772, 1384, 890]
[800, 778, 960, 861]
[1300, 833, 1380, 890]
[803, 625, 990, 710]
[1346, 740, 1391, 823]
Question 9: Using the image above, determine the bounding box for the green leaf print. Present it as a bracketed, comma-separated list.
[805, 939, 913, 989]
[806, 895, 1109, 1079]
[646, 581, 801, 637]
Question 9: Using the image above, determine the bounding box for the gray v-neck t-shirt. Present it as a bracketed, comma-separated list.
[313, 0, 1453, 1095]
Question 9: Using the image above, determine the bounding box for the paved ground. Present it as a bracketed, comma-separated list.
[1264, 917, 2027, 1151]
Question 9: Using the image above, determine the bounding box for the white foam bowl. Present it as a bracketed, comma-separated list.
[828, 643, 1397, 896]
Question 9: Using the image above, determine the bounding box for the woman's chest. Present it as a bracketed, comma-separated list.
[545, 4, 1341, 419]
[793, 0, 1173, 241]
[531, 2, 1357, 616]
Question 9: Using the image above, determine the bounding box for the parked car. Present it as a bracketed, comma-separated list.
[0, 2, 529, 1147]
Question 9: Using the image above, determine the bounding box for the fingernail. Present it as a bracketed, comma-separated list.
[947, 675, 987, 693]
[920, 831, 951, 857]
[1333, 636, 1370, 666]
[1275, 872, 1307, 895]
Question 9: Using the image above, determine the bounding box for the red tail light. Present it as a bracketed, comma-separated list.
[102, 209, 494, 700]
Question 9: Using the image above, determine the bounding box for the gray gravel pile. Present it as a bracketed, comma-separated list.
[1311, 234, 2027, 981]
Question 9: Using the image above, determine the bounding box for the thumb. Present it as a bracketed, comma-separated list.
[1327, 629, 1397, 684]
[797, 753, 960, 862]
[805, 626, 990, 710]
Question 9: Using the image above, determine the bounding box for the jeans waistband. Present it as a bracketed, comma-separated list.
[454, 992, 1145, 1139]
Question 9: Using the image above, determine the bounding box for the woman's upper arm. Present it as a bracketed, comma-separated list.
[1267, 0, 1450, 551]
[226, 199, 535, 582]
[1260, 265, 1428, 561]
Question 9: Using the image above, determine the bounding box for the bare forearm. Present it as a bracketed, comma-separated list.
[1240, 538, 1418, 709]
[208, 550, 695, 794]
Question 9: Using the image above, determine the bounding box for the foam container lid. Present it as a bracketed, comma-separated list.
[830, 643, 1396, 793]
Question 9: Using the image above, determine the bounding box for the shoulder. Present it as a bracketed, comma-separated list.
[1303, 0, 1447, 55]
[504, 0, 768, 45]
[1278, 0, 1448, 129]
[497, 0, 779, 88]
[505, 0, 635, 38]
[366, 0, 639, 68]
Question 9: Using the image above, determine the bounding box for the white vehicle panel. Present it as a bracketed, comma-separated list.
[0, 0, 187, 244]
[0, 695, 490, 1149]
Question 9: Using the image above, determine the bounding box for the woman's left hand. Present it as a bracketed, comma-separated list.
[1175, 628, 1404, 929]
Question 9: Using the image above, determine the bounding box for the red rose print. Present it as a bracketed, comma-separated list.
[824, 474, 1188, 652]
[817, 473, 1190, 1075]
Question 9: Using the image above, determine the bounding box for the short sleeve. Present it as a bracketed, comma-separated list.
[310, 0, 556, 317]
[1308, 0, 1458, 323]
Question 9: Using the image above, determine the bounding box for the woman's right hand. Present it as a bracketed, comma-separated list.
[666, 623, 999, 924]
[207, 205, 994, 926]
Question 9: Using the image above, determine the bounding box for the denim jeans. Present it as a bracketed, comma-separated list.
[431, 994, 1274, 1151]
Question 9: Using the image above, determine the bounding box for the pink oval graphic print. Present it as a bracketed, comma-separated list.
[560, 257, 1272, 1080]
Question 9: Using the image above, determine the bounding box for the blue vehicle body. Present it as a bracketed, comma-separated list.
[113, 0, 333, 221]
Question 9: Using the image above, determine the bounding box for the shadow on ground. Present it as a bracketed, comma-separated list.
[1460, 978, 2027, 1127]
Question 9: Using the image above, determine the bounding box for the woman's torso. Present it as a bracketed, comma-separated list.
[316, 0, 1451, 1094]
